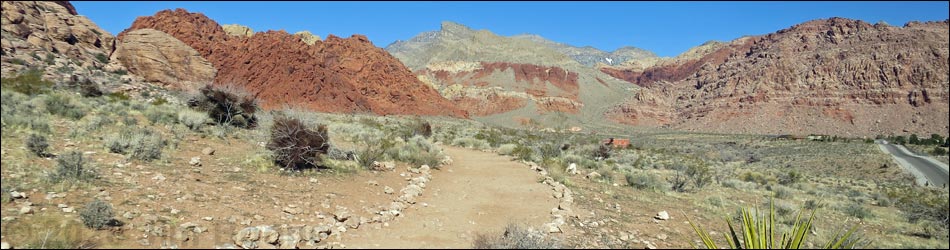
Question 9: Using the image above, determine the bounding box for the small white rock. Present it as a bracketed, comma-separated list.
[189, 157, 201, 166]
[655, 211, 670, 220]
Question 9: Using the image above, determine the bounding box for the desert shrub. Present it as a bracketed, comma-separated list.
[50, 151, 98, 183]
[80, 114, 114, 132]
[772, 200, 797, 217]
[188, 84, 258, 128]
[778, 170, 803, 185]
[104, 128, 165, 161]
[452, 137, 490, 150]
[106, 92, 130, 102]
[44, 92, 86, 120]
[392, 135, 444, 168]
[721, 178, 742, 189]
[151, 97, 168, 106]
[390, 118, 434, 141]
[535, 142, 563, 161]
[357, 138, 394, 170]
[328, 123, 368, 141]
[80, 199, 116, 230]
[4, 213, 93, 249]
[320, 158, 362, 173]
[497, 144, 518, 155]
[626, 172, 665, 192]
[883, 185, 948, 232]
[685, 163, 713, 189]
[75, 79, 102, 97]
[266, 116, 329, 170]
[773, 185, 794, 199]
[740, 171, 771, 185]
[94, 53, 109, 64]
[121, 116, 138, 126]
[144, 105, 177, 125]
[669, 169, 689, 192]
[841, 203, 873, 219]
[511, 144, 537, 162]
[177, 109, 209, 131]
[0, 69, 52, 96]
[472, 223, 561, 249]
[706, 196, 724, 207]
[26, 134, 50, 157]
[1, 90, 52, 133]
[560, 153, 600, 170]
[803, 200, 824, 210]
[593, 144, 612, 160]
[933, 146, 947, 156]
[326, 146, 357, 161]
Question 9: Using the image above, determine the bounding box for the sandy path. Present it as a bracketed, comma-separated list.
[340, 146, 557, 248]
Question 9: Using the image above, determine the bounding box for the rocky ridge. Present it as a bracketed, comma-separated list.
[512, 34, 659, 67]
[120, 9, 467, 117]
[602, 17, 950, 136]
[386, 21, 633, 128]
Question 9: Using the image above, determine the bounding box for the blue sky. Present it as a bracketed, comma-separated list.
[73, 1, 948, 57]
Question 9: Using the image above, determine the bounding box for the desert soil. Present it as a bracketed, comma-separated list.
[339, 146, 557, 248]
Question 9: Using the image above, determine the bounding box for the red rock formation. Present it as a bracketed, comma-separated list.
[600, 39, 754, 87]
[606, 17, 949, 136]
[420, 61, 581, 115]
[52, 1, 78, 15]
[120, 9, 466, 117]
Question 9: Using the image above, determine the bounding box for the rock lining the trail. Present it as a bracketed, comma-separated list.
[522, 160, 577, 234]
[224, 163, 439, 249]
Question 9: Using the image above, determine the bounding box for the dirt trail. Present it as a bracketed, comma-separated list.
[340, 146, 557, 248]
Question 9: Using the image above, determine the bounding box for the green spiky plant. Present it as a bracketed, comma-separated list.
[685, 200, 868, 249]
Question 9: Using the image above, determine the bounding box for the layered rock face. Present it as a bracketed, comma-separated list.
[420, 61, 582, 115]
[1, 1, 115, 76]
[604, 18, 949, 136]
[386, 21, 632, 128]
[121, 9, 466, 117]
[113, 28, 216, 91]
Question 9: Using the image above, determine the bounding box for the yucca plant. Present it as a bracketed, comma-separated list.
[685, 200, 868, 249]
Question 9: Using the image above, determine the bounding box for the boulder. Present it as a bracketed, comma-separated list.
[222, 24, 253, 37]
[258, 226, 279, 244]
[371, 161, 396, 171]
[294, 30, 321, 45]
[114, 28, 216, 92]
[233, 226, 261, 248]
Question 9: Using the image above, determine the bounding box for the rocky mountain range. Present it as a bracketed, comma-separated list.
[600, 17, 949, 136]
[3, 1, 946, 137]
[384, 21, 635, 129]
[511, 34, 658, 67]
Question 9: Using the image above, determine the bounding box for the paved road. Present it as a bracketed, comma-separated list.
[877, 140, 949, 188]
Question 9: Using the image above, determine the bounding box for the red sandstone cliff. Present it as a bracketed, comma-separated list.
[602, 17, 949, 136]
[120, 9, 467, 117]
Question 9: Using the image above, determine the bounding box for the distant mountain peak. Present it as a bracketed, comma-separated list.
[440, 21, 474, 35]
